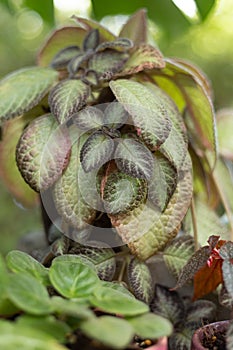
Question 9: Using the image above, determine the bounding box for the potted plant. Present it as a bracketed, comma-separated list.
[0, 9, 233, 350]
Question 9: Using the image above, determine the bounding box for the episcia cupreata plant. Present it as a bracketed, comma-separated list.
[1, 8, 233, 350]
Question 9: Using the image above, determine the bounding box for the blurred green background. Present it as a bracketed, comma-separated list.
[0, 0, 233, 254]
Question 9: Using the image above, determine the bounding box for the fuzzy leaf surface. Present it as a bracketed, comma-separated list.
[83, 29, 99, 50]
[174, 246, 211, 290]
[117, 44, 165, 77]
[226, 321, 233, 350]
[151, 284, 185, 326]
[103, 102, 129, 129]
[70, 241, 116, 281]
[53, 133, 96, 229]
[80, 316, 134, 349]
[110, 79, 172, 149]
[49, 79, 90, 124]
[119, 9, 147, 45]
[6, 250, 49, 285]
[89, 51, 128, 79]
[110, 155, 192, 260]
[163, 235, 195, 279]
[37, 26, 86, 67]
[127, 258, 153, 304]
[0, 67, 58, 125]
[115, 138, 154, 180]
[49, 255, 100, 298]
[148, 152, 177, 211]
[50, 45, 81, 69]
[186, 300, 216, 324]
[96, 38, 133, 52]
[74, 106, 103, 131]
[7, 273, 52, 315]
[103, 171, 147, 215]
[80, 131, 114, 172]
[90, 286, 149, 316]
[16, 114, 71, 192]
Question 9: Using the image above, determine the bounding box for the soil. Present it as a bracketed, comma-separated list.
[202, 326, 226, 350]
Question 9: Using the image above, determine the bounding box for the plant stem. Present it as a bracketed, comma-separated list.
[191, 197, 199, 251]
[118, 258, 127, 282]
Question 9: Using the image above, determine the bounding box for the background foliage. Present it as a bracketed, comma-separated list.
[0, 0, 232, 253]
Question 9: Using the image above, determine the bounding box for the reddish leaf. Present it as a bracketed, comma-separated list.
[193, 259, 223, 300]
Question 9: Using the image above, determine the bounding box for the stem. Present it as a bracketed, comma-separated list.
[118, 258, 127, 282]
[191, 197, 199, 251]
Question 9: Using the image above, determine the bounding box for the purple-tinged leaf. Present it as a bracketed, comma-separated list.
[116, 44, 165, 77]
[115, 138, 154, 180]
[16, 114, 71, 192]
[80, 131, 114, 172]
[67, 53, 91, 76]
[0, 67, 58, 125]
[186, 300, 216, 325]
[127, 257, 153, 304]
[83, 29, 100, 51]
[74, 106, 104, 131]
[119, 9, 147, 45]
[96, 38, 133, 52]
[103, 102, 129, 129]
[37, 26, 87, 67]
[50, 45, 81, 69]
[49, 79, 90, 124]
[89, 51, 129, 79]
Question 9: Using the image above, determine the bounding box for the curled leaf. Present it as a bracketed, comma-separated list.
[83, 29, 100, 51]
[96, 38, 133, 52]
[89, 51, 129, 79]
[50, 45, 81, 69]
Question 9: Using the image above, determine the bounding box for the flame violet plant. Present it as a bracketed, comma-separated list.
[1, 9, 233, 350]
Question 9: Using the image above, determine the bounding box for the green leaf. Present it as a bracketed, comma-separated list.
[111, 154, 192, 260]
[74, 106, 104, 131]
[103, 102, 129, 129]
[37, 26, 87, 67]
[127, 258, 153, 304]
[148, 152, 177, 211]
[127, 313, 172, 339]
[50, 45, 81, 69]
[115, 138, 154, 180]
[96, 38, 133, 52]
[151, 284, 185, 326]
[80, 131, 114, 172]
[90, 286, 149, 316]
[72, 16, 116, 42]
[104, 171, 147, 215]
[119, 9, 147, 45]
[117, 44, 165, 77]
[16, 315, 70, 344]
[0, 115, 38, 207]
[71, 241, 116, 281]
[6, 250, 49, 285]
[51, 236, 70, 256]
[50, 296, 94, 319]
[49, 79, 90, 124]
[163, 235, 195, 279]
[16, 114, 71, 192]
[49, 255, 100, 298]
[83, 29, 100, 50]
[67, 53, 90, 75]
[7, 273, 52, 315]
[81, 315, 134, 349]
[100, 281, 135, 298]
[144, 82, 188, 170]
[53, 133, 96, 229]
[89, 51, 129, 79]
[110, 79, 172, 149]
[155, 58, 217, 168]
[217, 109, 233, 160]
[194, 0, 216, 20]
[0, 67, 58, 125]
